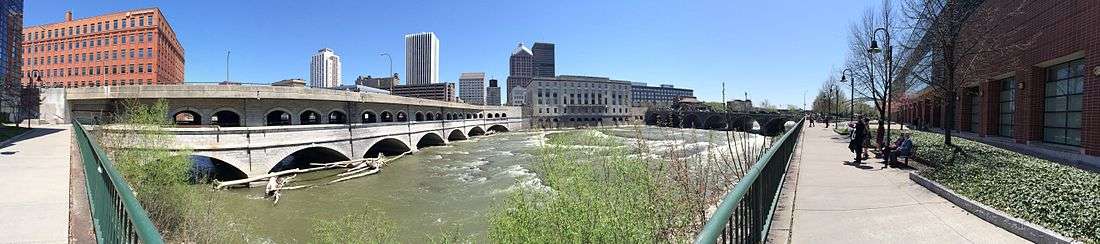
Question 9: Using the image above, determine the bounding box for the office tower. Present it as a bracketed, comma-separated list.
[459, 72, 485, 105]
[486, 79, 501, 106]
[404, 32, 439, 85]
[310, 48, 341, 88]
[20, 8, 185, 87]
[532, 42, 555, 78]
[506, 43, 533, 104]
[0, 0, 20, 123]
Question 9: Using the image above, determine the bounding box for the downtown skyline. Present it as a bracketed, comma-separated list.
[23, 0, 886, 107]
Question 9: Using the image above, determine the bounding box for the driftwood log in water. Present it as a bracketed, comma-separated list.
[215, 152, 408, 189]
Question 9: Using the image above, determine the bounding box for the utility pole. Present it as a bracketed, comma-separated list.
[380, 53, 393, 90]
[225, 50, 230, 82]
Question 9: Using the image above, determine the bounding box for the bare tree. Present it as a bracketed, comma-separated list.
[900, 0, 1036, 145]
[843, 1, 913, 147]
[812, 75, 847, 116]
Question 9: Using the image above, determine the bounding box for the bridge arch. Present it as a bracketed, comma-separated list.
[380, 111, 394, 122]
[211, 109, 241, 127]
[730, 116, 756, 132]
[448, 129, 467, 141]
[189, 154, 247, 183]
[172, 110, 202, 126]
[680, 114, 699, 128]
[362, 111, 377, 123]
[415, 111, 425, 121]
[328, 110, 347, 124]
[416, 132, 446, 149]
[265, 108, 292, 126]
[269, 146, 350, 173]
[300, 110, 322, 125]
[364, 137, 411, 158]
[469, 126, 486, 137]
[488, 124, 509, 133]
[703, 115, 726, 130]
[763, 117, 793, 136]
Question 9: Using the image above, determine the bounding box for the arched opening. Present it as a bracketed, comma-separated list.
[300, 110, 322, 125]
[704, 116, 726, 130]
[488, 125, 509, 133]
[426, 112, 435, 121]
[415, 112, 425, 121]
[479, 113, 484, 119]
[380, 111, 394, 122]
[448, 129, 467, 141]
[416, 133, 446, 149]
[189, 155, 247, 183]
[680, 114, 699, 128]
[446, 113, 453, 120]
[211, 110, 241, 127]
[466, 113, 472, 119]
[266, 110, 291, 126]
[396, 112, 408, 122]
[269, 147, 350, 173]
[434, 113, 442, 121]
[469, 126, 486, 137]
[328, 111, 347, 124]
[502, 113, 507, 118]
[363, 111, 377, 123]
[173, 110, 202, 126]
[730, 116, 755, 132]
[364, 138, 411, 158]
[764, 118, 792, 137]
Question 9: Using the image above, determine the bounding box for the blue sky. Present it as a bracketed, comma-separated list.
[26, 0, 884, 107]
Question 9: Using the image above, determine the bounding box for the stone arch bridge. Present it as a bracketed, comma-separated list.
[52, 85, 525, 180]
[645, 110, 802, 136]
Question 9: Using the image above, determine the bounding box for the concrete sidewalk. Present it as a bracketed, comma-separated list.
[0, 126, 71, 244]
[777, 124, 1025, 243]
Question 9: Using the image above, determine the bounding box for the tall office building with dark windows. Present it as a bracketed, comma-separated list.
[532, 42, 554, 78]
[0, 0, 21, 122]
[486, 79, 501, 106]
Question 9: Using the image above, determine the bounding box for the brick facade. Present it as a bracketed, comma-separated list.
[20, 8, 184, 88]
[899, 1, 1099, 156]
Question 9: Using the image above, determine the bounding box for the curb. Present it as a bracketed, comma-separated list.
[908, 172, 1079, 244]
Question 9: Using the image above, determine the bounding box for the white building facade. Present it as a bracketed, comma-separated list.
[459, 72, 486, 105]
[310, 48, 341, 88]
[404, 32, 439, 85]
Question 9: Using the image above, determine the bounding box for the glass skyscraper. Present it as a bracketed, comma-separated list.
[0, 0, 21, 122]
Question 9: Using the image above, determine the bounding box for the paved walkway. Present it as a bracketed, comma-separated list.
[776, 124, 1025, 243]
[0, 126, 71, 244]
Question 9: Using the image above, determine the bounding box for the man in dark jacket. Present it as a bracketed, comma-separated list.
[848, 115, 867, 163]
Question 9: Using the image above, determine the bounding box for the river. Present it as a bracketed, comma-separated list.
[208, 125, 765, 243]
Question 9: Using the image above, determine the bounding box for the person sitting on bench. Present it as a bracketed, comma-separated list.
[887, 130, 914, 163]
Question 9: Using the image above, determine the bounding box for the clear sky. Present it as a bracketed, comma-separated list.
[25, 0, 884, 108]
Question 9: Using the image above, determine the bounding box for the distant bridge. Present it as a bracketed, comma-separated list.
[645, 110, 802, 136]
[44, 85, 525, 180]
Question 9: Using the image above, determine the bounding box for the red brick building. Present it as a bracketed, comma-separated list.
[20, 8, 183, 87]
[897, 1, 1099, 156]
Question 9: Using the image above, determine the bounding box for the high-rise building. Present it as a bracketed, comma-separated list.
[404, 32, 439, 85]
[532, 42, 555, 78]
[630, 83, 694, 109]
[506, 43, 533, 104]
[486, 79, 501, 106]
[20, 8, 185, 88]
[0, 0, 21, 122]
[459, 72, 485, 105]
[310, 48, 341, 88]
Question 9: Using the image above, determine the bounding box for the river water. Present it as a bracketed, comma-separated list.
[209, 126, 766, 243]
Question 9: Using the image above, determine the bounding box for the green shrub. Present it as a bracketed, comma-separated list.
[833, 127, 849, 135]
[906, 130, 1100, 243]
[311, 208, 396, 243]
[489, 130, 694, 242]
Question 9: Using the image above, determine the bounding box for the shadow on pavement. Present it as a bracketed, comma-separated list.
[842, 160, 878, 170]
[0, 127, 65, 151]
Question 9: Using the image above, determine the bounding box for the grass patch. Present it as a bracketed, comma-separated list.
[833, 127, 849, 135]
[904, 130, 1100, 243]
[0, 126, 29, 141]
[489, 129, 695, 242]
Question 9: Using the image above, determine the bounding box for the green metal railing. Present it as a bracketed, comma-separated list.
[73, 120, 165, 244]
[695, 119, 804, 244]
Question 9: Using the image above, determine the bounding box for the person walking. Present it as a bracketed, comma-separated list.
[808, 116, 815, 127]
[848, 115, 867, 163]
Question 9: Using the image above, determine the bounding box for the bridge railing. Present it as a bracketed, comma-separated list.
[694, 119, 803, 244]
[72, 120, 165, 244]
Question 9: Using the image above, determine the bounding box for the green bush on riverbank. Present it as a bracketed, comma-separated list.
[904, 130, 1100, 243]
[489, 129, 696, 242]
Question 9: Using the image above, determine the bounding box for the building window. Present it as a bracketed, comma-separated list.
[968, 87, 979, 133]
[998, 78, 1015, 137]
[1042, 59, 1084, 146]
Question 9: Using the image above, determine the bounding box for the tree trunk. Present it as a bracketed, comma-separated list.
[943, 91, 956, 145]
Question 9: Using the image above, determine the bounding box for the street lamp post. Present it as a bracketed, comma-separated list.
[840, 68, 855, 122]
[379, 53, 394, 90]
[833, 85, 840, 128]
[868, 27, 894, 166]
